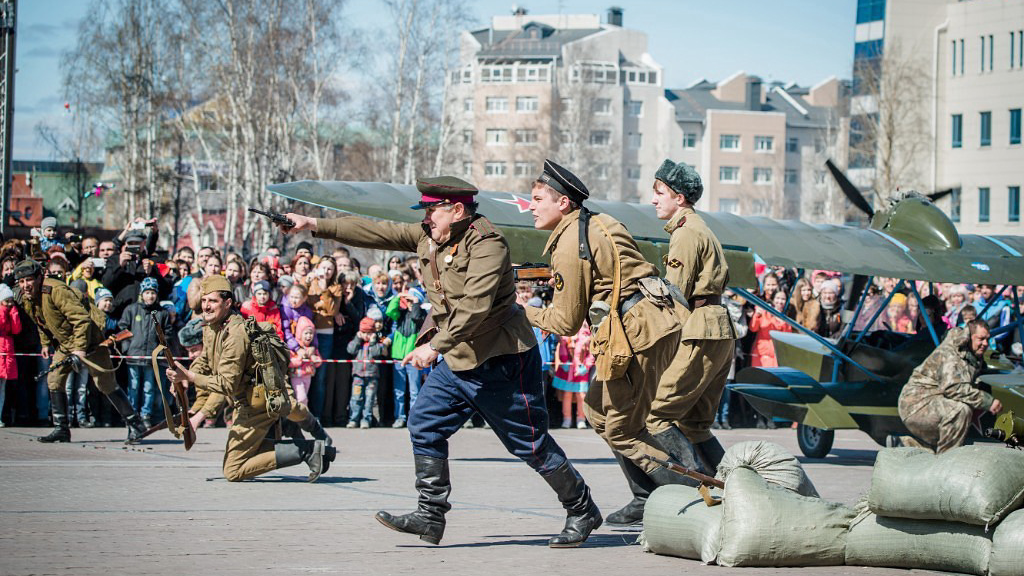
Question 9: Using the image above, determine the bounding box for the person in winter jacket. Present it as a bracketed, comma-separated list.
[280, 283, 314, 352]
[386, 288, 426, 428]
[118, 277, 174, 427]
[289, 316, 322, 407]
[0, 284, 22, 427]
[346, 316, 387, 428]
[240, 280, 284, 339]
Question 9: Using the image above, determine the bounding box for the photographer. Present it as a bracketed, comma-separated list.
[100, 218, 160, 298]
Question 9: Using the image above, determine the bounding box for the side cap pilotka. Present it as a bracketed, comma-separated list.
[200, 274, 232, 296]
[655, 159, 703, 205]
[410, 176, 479, 210]
[538, 159, 594, 261]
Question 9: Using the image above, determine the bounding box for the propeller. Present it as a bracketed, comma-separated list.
[825, 159, 874, 218]
[926, 188, 954, 202]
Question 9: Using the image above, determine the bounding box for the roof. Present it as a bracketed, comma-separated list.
[472, 24, 603, 59]
[665, 80, 841, 127]
[13, 160, 104, 174]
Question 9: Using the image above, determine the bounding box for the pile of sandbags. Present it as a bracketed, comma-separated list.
[642, 441, 853, 567]
[846, 445, 1024, 576]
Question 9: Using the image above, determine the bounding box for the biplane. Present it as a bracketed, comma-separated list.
[268, 162, 1024, 458]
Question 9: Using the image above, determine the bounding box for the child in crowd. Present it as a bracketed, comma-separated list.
[39, 217, 65, 252]
[885, 293, 914, 333]
[280, 283, 314, 351]
[119, 277, 173, 428]
[92, 288, 119, 336]
[346, 317, 388, 429]
[0, 284, 22, 427]
[289, 316, 322, 407]
[552, 323, 593, 429]
[240, 280, 284, 339]
[959, 304, 978, 326]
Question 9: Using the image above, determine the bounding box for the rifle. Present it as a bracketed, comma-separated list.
[643, 454, 725, 507]
[513, 263, 553, 282]
[248, 208, 294, 229]
[35, 330, 133, 383]
[152, 314, 196, 450]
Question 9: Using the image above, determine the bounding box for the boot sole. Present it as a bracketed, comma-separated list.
[37, 438, 71, 443]
[604, 519, 643, 527]
[375, 513, 442, 545]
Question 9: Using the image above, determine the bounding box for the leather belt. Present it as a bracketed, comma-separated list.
[691, 295, 722, 308]
[618, 291, 644, 316]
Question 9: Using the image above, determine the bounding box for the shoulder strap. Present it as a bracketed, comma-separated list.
[578, 208, 593, 261]
[469, 215, 499, 238]
[592, 216, 623, 314]
[428, 240, 450, 315]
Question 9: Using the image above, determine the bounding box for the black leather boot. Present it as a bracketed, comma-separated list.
[606, 452, 657, 526]
[275, 439, 330, 482]
[38, 390, 71, 443]
[696, 436, 726, 475]
[299, 413, 333, 447]
[542, 461, 603, 548]
[105, 388, 147, 443]
[653, 426, 706, 480]
[375, 455, 450, 545]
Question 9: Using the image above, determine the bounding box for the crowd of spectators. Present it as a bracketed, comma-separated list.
[0, 216, 1021, 434]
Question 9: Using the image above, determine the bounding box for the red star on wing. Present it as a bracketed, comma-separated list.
[492, 194, 532, 213]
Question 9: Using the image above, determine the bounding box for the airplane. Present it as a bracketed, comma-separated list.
[268, 162, 1024, 458]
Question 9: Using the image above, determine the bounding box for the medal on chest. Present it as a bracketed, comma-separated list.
[443, 245, 457, 266]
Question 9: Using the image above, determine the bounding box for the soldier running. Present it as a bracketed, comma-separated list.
[281, 176, 601, 547]
[15, 259, 149, 444]
[898, 320, 1003, 453]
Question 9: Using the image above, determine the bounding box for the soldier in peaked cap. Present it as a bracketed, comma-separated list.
[624, 159, 738, 525]
[281, 175, 602, 548]
[14, 259, 149, 444]
[525, 159, 692, 522]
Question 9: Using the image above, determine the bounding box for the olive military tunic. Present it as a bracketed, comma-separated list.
[648, 207, 737, 443]
[525, 209, 683, 474]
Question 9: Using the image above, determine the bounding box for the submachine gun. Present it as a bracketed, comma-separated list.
[986, 411, 1024, 449]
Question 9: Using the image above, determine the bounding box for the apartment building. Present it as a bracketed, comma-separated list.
[852, 0, 1024, 235]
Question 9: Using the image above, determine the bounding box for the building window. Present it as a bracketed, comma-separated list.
[682, 133, 697, 149]
[485, 129, 508, 145]
[952, 114, 962, 148]
[755, 136, 774, 152]
[516, 96, 539, 113]
[1010, 109, 1021, 145]
[571, 62, 617, 84]
[960, 39, 965, 74]
[753, 167, 773, 184]
[626, 100, 643, 117]
[514, 129, 538, 146]
[485, 97, 508, 113]
[979, 187, 990, 222]
[981, 35, 986, 72]
[589, 130, 611, 147]
[720, 134, 740, 150]
[785, 169, 798, 184]
[462, 130, 472, 145]
[980, 111, 991, 147]
[1010, 186, 1021, 223]
[719, 198, 739, 214]
[719, 166, 740, 183]
[626, 166, 641, 180]
[462, 162, 472, 177]
[786, 137, 799, 153]
[855, 0, 885, 24]
[593, 98, 612, 115]
[951, 187, 961, 222]
[952, 39, 957, 75]
[516, 65, 550, 83]
[484, 162, 506, 177]
[595, 165, 609, 180]
[627, 132, 642, 149]
[463, 98, 473, 112]
[989, 34, 994, 71]
[514, 162, 531, 177]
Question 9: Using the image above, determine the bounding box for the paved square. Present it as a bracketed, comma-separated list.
[0, 425, 940, 575]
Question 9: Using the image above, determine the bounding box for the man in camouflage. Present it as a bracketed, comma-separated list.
[15, 259, 149, 443]
[898, 320, 1003, 453]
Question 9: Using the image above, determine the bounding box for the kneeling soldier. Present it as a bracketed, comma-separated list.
[16, 259, 148, 444]
[166, 275, 335, 481]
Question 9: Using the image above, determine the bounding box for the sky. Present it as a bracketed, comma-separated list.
[13, 0, 857, 161]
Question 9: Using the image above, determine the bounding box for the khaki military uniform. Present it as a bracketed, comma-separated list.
[315, 215, 536, 368]
[190, 313, 279, 481]
[898, 327, 992, 453]
[190, 389, 227, 420]
[23, 277, 118, 394]
[525, 210, 682, 474]
[648, 207, 736, 442]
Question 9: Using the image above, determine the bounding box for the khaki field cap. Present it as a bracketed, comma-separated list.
[200, 274, 232, 296]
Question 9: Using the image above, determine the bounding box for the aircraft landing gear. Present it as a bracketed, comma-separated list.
[797, 424, 835, 459]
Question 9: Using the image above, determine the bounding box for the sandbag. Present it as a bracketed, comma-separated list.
[990, 508, 1024, 576]
[640, 485, 722, 563]
[868, 445, 1024, 527]
[845, 502, 991, 576]
[716, 466, 853, 567]
[715, 440, 819, 497]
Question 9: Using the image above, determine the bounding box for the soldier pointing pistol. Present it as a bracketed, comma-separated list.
[281, 176, 602, 548]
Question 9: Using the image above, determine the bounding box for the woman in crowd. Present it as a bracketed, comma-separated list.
[817, 279, 843, 338]
[790, 278, 821, 332]
[292, 254, 312, 287]
[225, 259, 248, 304]
[942, 284, 969, 328]
[306, 256, 342, 419]
[749, 290, 794, 367]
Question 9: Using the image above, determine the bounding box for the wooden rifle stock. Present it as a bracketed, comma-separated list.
[643, 454, 725, 507]
[513, 263, 553, 282]
[100, 329, 133, 348]
[153, 317, 196, 450]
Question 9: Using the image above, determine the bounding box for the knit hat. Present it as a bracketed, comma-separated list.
[889, 293, 907, 307]
[359, 317, 376, 332]
[140, 277, 159, 294]
[366, 306, 383, 321]
[294, 316, 315, 339]
[819, 279, 841, 295]
[251, 280, 272, 295]
[41, 217, 57, 230]
[277, 275, 295, 290]
[94, 287, 113, 303]
[178, 317, 205, 347]
[0, 284, 13, 302]
[296, 241, 313, 254]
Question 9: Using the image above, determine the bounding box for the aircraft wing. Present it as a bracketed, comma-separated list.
[268, 180, 1024, 287]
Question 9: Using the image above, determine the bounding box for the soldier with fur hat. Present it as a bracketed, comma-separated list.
[628, 159, 737, 526]
[281, 175, 602, 548]
[165, 274, 336, 482]
[15, 258, 149, 443]
[526, 159, 689, 523]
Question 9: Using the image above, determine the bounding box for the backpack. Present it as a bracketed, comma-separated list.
[243, 316, 292, 419]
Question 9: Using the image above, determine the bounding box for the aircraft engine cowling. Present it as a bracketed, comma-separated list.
[871, 194, 962, 251]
